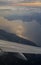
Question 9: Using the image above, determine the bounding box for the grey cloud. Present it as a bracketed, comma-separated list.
[0, 1, 8, 6]
[0, 0, 41, 6]
[0, 16, 41, 46]
[0, 0, 41, 5]
[0, 0, 11, 6]
[23, 0, 41, 2]
[5, 12, 41, 25]
[0, 6, 41, 25]
[8, 0, 41, 2]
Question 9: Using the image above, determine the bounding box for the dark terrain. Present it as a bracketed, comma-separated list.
[0, 29, 38, 47]
[0, 52, 41, 65]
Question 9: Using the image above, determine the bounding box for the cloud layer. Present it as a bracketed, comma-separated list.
[0, 0, 41, 6]
[0, 16, 41, 46]
[0, 17, 24, 37]
[0, 0, 11, 6]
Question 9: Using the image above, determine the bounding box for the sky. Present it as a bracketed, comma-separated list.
[0, 0, 41, 6]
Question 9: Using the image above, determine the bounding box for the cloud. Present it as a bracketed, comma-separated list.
[0, 0, 41, 6]
[8, 0, 24, 3]
[0, 17, 24, 35]
[0, 0, 24, 4]
[8, 0, 41, 3]
[9, 0, 41, 3]
[4, 12, 41, 25]
[0, 16, 41, 46]
[22, 0, 41, 2]
[0, 0, 11, 6]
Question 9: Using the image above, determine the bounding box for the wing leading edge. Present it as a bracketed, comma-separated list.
[0, 40, 41, 60]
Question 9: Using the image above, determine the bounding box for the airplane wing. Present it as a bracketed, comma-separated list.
[0, 40, 41, 60]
